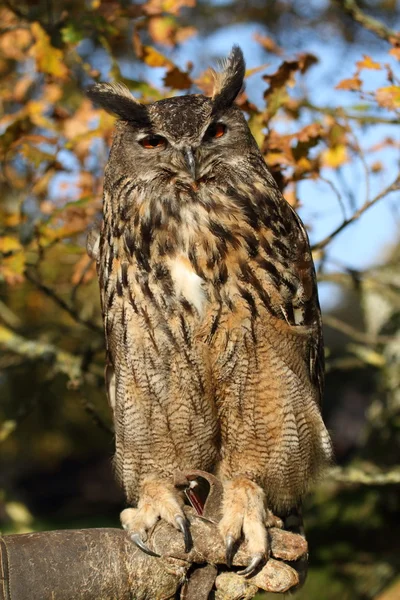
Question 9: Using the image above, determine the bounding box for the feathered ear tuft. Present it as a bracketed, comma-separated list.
[210, 46, 245, 114]
[86, 82, 150, 125]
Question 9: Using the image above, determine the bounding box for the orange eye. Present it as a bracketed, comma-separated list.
[139, 135, 166, 149]
[205, 122, 226, 139]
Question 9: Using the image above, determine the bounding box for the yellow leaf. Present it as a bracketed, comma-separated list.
[321, 145, 349, 168]
[142, 46, 173, 68]
[0, 236, 21, 253]
[29, 22, 69, 80]
[356, 55, 381, 70]
[335, 76, 362, 91]
[376, 86, 400, 110]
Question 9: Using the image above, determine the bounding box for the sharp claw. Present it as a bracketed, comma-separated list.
[130, 533, 160, 558]
[225, 535, 235, 568]
[237, 553, 264, 577]
[175, 514, 192, 553]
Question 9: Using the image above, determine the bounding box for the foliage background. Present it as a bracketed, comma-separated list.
[0, 0, 399, 598]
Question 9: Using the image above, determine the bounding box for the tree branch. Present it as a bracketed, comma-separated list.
[0, 323, 103, 386]
[329, 466, 400, 485]
[24, 270, 103, 336]
[312, 175, 400, 252]
[339, 0, 400, 44]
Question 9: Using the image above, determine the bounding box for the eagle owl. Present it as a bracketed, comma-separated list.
[87, 46, 332, 575]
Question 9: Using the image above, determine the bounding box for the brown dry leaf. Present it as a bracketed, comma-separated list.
[336, 77, 362, 91]
[297, 53, 318, 73]
[254, 33, 283, 56]
[264, 61, 298, 97]
[376, 85, 400, 110]
[356, 55, 381, 70]
[29, 23, 69, 80]
[371, 161, 383, 173]
[295, 123, 324, 143]
[321, 145, 349, 169]
[163, 66, 192, 90]
[264, 53, 317, 99]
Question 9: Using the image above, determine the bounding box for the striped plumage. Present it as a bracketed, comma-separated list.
[88, 46, 332, 573]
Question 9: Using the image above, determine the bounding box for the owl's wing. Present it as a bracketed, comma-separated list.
[214, 186, 325, 407]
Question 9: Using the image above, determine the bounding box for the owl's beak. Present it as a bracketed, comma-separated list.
[183, 147, 196, 179]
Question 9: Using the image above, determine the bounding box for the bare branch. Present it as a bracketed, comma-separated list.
[339, 0, 400, 44]
[24, 270, 103, 336]
[0, 323, 103, 386]
[312, 175, 400, 252]
[329, 466, 400, 485]
[323, 314, 395, 345]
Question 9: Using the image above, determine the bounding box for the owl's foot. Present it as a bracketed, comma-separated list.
[219, 477, 283, 577]
[121, 477, 191, 557]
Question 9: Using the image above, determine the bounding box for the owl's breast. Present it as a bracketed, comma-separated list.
[169, 255, 207, 315]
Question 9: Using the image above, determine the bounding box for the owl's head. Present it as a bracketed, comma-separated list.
[87, 46, 258, 184]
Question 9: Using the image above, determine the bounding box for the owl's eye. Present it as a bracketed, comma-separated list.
[139, 135, 166, 149]
[205, 122, 226, 140]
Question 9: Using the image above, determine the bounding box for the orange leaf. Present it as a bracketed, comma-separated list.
[389, 47, 400, 61]
[356, 55, 381, 70]
[254, 33, 283, 56]
[335, 77, 362, 91]
[376, 86, 400, 110]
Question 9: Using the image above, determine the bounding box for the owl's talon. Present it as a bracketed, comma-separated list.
[225, 534, 236, 568]
[175, 514, 192, 553]
[237, 553, 264, 577]
[130, 533, 160, 558]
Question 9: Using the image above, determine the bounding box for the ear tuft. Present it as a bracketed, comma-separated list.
[86, 82, 149, 125]
[210, 46, 245, 114]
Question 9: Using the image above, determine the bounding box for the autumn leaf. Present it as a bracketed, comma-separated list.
[264, 53, 318, 99]
[336, 77, 362, 91]
[376, 86, 400, 110]
[29, 23, 69, 80]
[142, 46, 173, 68]
[356, 55, 381, 70]
[389, 47, 400, 60]
[254, 33, 283, 56]
[321, 145, 349, 168]
[163, 66, 192, 90]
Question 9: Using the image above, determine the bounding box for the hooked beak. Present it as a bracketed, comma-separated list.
[183, 147, 196, 179]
